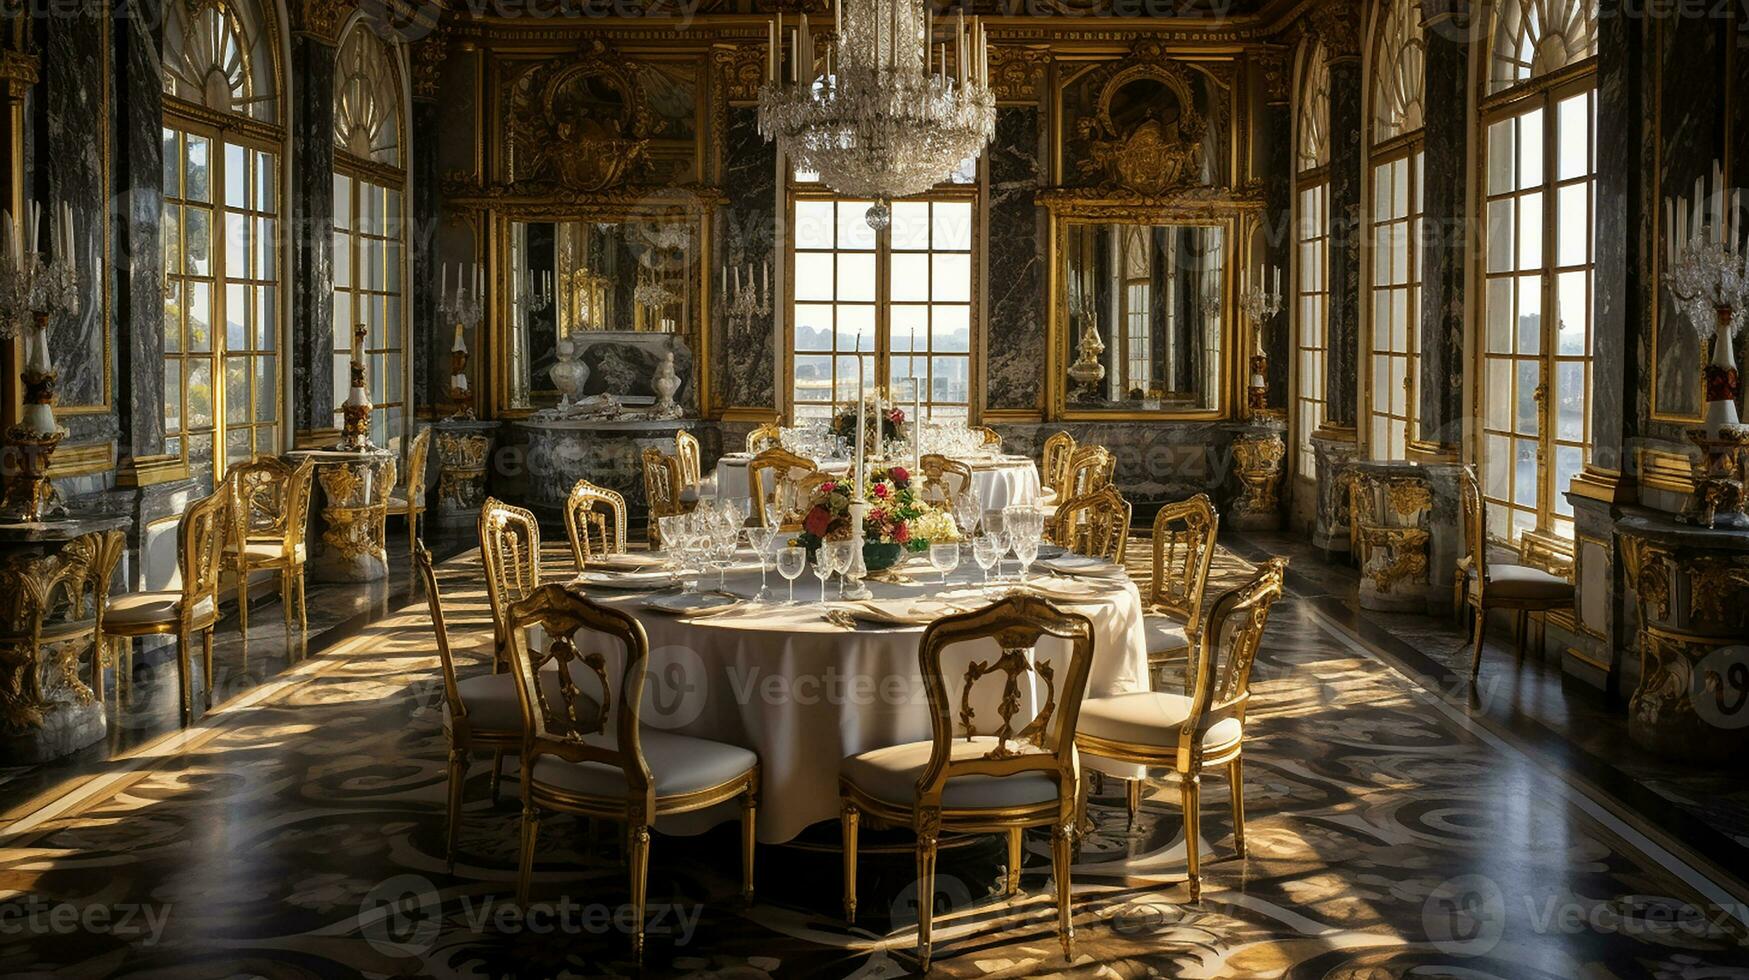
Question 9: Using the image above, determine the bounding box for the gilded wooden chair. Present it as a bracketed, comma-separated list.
[917, 453, 973, 513]
[1075, 557, 1289, 902]
[747, 447, 825, 531]
[101, 491, 229, 725]
[479, 497, 544, 799]
[1049, 484, 1131, 563]
[1457, 469, 1574, 679]
[386, 426, 433, 574]
[746, 416, 784, 454]
[224, 455, 316, 646]
[1143, 494, 1219, 667]
[1039, 431, 1077, 508]
[416, 542, 587, 873]
[82, 530, 128, 703]
[839, 595, 1094, 969]
[1065, 445, 1116, 497]
[641, 447, 691, 548]
[673, 428, 716, 502]
[972, 425, 1003, 449]
[507, 585, 759, 961]
[563, 478, 628, 571]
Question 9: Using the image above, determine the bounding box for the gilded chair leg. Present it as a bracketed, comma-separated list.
[1051, 815, 1075, 961]
[1228, 757, 1246, 857]
[1181, 773, 1202, 903]
[281, 568, 294, 641]
[1126, 777, 1142, 827]
[915, 834, 938, 971]
[202, 629, 214, 709]
[90, 636, 104, 705]
[740, 790, 758, 906]
[515, 804, 540, 908]
[123, 637, 133, 703]
[1469, 605, 1487, 680]
[296, 570, 309, 635]
[177, 631, 193, 726]
[1515, 609, 1528, 660]
[628, 824, 651, 963]
[840, 802, 859, 924]
[489, 749, 506, 803]
[445, 746, 468, 873]
[1005, 827, 1022, 897]
[237, 566, 249, 640]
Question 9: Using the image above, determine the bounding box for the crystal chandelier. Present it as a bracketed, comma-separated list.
[757, 0, 996, 230]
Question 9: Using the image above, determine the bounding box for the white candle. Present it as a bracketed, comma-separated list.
[763, 259, 770, 297]
[855, 339, 866, 492]
[1666, 198, 1675, 267]
[799, 14, 810, 81]
[28, 202, 38, 254]
[956, 10, 965, 84]
[441, 263, 450, 306]
[834, 0, 841, 37]
[452, 322, 465, 352]
[768, 18, 777, 82]
[721, 265, 727, 296]
[474, 264, 482, 299]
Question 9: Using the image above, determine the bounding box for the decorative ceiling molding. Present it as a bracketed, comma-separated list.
[989, 44, 1050, 104]
[1255, 43, 1289, 106]
[289, 0, 354, 44]
[1307, 0, 1363, 61]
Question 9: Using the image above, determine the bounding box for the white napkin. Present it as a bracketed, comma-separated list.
[589, 553, 668, 572]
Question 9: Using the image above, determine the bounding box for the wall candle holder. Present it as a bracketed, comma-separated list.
[1, 202, 79, 522]
[720, 260, 771, 340]
[440, 272, 488, 421]
[1240, 264, 1284, 415]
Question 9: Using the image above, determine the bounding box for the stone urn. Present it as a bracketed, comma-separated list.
[550, 334, 588, 407]
[651, 351, 681, 419]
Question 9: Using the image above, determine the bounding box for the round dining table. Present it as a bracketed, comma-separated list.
[549, 557, 1150, 843]
[711, 453, 1043, 519]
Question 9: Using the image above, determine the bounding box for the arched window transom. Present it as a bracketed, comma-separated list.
[1373, 0, 1425, 142]
[1489, 0, 1598, 94]
[335, 25, 403, 168]
[1297, 42, 1331, 173]
[163, 0, 279, 123]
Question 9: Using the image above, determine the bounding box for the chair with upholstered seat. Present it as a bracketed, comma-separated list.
[563, 478, 628, 571]
[1038, 431, 1077, 508]
[839, 594, 1094, 969]
[641, 447, 692, 548]
[385, 426, 433, 576]
[1049, 484, 1131, 563]
[506, 584, 759, 961]
[224, 455, 316, 648]
[415, 542, 590, 872]
[1458, 469, 1575, 679]
[479, 497, 543, 799]
[747, 447, 825, 531]
[101, 491, 229, 725]
[917, 453, 973, 513]
[1142, 494, 1219, 671]
[1074, 557, 1288, 902]
[745, 416, 783, 454]
[1064, 445, 1116, 497]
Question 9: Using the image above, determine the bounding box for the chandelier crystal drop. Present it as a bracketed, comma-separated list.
[757, 0, 996, 229]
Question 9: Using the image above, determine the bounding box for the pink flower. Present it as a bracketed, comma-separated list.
[819, 480, 837, 494]
[872, 482, 890, 499]
[894, 522, 911, 544]
[888, 466, 910, 485]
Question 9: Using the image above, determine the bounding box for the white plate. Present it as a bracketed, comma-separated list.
[644, 592, 739, 615]
[1036, 556, 1125, 577]
[588, 554, 668, 572]
[572, 570, 677, 590]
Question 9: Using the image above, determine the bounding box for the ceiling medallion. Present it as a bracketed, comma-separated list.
[756, 0, 996, 230]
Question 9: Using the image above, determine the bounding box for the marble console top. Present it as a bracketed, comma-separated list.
[517, 417, 696, 434]
[0, 512, 132, 544]
[1618, 509, 1749, 551]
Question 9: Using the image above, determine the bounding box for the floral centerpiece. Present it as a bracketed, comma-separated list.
[795, 466, 958, 571]
[829, 392, 906, 448]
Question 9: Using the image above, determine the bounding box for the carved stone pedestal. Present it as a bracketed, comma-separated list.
[1349, 461, 1433, 612]
[1619, 514, 1749, 762]
[1229, 423, 1286, 531]
[434, 419, 499, 529]
[1310, 429, 1359, 557]
[286, 448, 397, 583]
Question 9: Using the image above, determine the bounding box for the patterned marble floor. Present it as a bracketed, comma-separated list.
[3, 540, 1749, 978]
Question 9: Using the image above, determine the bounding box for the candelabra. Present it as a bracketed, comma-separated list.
[441, 282, 486, 422]
[1, 204, 80, 522]
[1240, 266, 1285, 414]
[720, 261, 771, 339]
[339, 324, 375, 451]
[1665, 164, 1749, 528]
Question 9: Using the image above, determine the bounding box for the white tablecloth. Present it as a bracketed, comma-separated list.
[542, 562, 1148, 843]
[712, 454, 1042, 520]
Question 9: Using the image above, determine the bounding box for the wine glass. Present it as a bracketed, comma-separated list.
[1013, 521, 1040, 584]
[777, 546, 806, 604]
[973, 534, 1001, 587]
[711, 520, 739, 589]
[659, 515, 684, 566]
[929, 541, 960, 585]
[952, 492, 981, 556]
[984, 511, 1012, 582]
[812, 544, 839, 606]
[747, 524, 779, 600]
[825, 538, 854, 598]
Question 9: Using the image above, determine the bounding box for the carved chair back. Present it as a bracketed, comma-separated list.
[1149, 493, 1218, 633]
[915, 595, 1094, 813]
[747, 448, 824, 531]
[972, 425, 1003, 449]
[1458, 467, 1488, 585]
[404, 426, 433, 505]
[642, 447, 686, 534]
[480, 497, 542, 662]
[1041, 431, 1077, 494]
[506, 584, 655, 818]
[178, 491, 230, 615]
[675, 430, 703, 489]
[746, 417, 783, 454]
[1050, 484, 1131, 563]
[917, 454, 973, 512]
[564, 479, 629, 569]
[1066, 445, 1116, 497]
[227, 456, 303, 541]
[1179, 557, 1288, 756]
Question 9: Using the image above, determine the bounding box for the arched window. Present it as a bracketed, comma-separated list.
[1293, 41, 1331, 477]
[1477, 0, 1598, 540]
[332, 22, 410, 453]
[162, 0, 284, 482]
[1366, 0, 1425, 461]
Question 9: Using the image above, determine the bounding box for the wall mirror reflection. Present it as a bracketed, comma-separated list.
[1061, 222, 1226, 413]
[504, 217, 699, 409]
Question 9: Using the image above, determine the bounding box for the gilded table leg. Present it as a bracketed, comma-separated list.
[840, 802, 859, 924]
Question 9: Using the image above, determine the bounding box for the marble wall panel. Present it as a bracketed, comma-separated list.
[713, 107, 776, 412]
[986, 107, 1046, 414]
[112, 0, 165, 458]
[1324, 59, 1363, 428]
[290, 36, 337, 436]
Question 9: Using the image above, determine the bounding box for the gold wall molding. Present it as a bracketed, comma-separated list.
[289, 0, 354, 44]
[1637, 447, 1697, 496]
[114, 454, 189, 489]
[1070, 45, 1209, 196]
[44, 442, 114, 479]
[1037, 182, 1266, 221]
[989, 44, 1051, 104]
[502, 39, 654, 191]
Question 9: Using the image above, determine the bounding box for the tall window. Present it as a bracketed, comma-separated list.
[1478, 0, 1597, 541]
[789, 193, 975, 419]
[332, 25, 409, 453]
[1120, 226, 1153, 397]
[162, 0, 282, 483]
[1294, 42, 1331, 476]
[1367, 0, 1425, 461]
